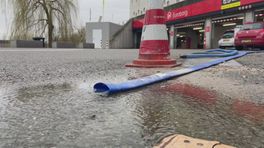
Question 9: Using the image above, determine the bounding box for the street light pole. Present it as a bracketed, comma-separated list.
[102, 0, 105, 21]
[90, 8, 92, 22]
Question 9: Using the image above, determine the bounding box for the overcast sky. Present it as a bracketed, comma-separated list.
[0, 0, 130, 39]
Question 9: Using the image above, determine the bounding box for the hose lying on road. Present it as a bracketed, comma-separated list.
[94, 51, 247, 96]
[180, 49, 238, 59]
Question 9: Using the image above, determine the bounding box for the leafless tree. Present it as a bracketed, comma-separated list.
[2, 0, 78, 47]
[54, 27, 85, 44]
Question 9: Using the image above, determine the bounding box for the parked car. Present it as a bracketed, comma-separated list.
[218, 26, 242, 49]
[218, 30, 235, 49]
[235, 22, 264, 50]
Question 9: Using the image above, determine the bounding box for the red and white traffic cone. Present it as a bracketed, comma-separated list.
[126, 0, 178, 68]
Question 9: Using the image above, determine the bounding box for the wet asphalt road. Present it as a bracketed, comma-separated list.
[0, 48, 263, 148]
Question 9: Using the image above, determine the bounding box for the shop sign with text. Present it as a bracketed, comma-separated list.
[221, 0, 241, 10]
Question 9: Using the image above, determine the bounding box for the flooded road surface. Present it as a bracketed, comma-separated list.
[0, 49, 263, 148]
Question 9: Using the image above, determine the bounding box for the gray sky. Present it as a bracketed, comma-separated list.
[0, 0, 130, 39]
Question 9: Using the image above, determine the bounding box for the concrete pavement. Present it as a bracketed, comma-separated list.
[0, 48, 263, 148]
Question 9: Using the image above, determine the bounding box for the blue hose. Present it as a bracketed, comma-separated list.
[180, 49, 238, 58]
[94, 51, 247, 96]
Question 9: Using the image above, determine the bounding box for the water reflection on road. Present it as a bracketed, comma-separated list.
[0, 82, 263, 148]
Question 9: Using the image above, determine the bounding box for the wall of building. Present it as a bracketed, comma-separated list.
[52, 42, 76, 48]
[11, 40, 44, 48]
[86, 22, 109, 49]
[130, 0, 185, 18]
[86, 22, 122, 49]
[110, 20, 134, 49]
[109, 23, 123, 43]
[77, 43, 95, 49]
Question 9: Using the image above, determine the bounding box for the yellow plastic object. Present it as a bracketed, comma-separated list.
[154, 135, 236, 148]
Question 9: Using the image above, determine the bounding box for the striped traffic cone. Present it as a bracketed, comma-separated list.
[126, 0, 178, 68]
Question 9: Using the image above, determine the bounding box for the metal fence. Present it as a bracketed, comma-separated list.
[0, 40, 10, 48]
[0, 40, 94, 49]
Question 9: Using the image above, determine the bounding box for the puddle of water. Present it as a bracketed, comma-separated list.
[0, 82, 263, 148]
[157, 83, 217, 105]
[16, 83, 72, 102]
[135, 86, 264, 147]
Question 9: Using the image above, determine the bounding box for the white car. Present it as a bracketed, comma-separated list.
[218, 30, 235, 49]
[218, 26, 242, 49]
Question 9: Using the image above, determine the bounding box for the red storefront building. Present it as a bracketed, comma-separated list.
[132, 0, 264, 49]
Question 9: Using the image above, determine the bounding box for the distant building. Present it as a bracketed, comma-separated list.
[86, 22, 134, 49]
[130, 0, 185, 18]
[129, 0, 264, 49]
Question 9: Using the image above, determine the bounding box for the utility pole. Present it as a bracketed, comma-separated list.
[89, 8, 92, 22]
[102, 0, 105, 21]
